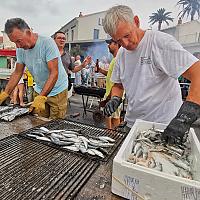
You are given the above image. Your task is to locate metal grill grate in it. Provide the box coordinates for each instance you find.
[0,135,99,200]
[74,85,106,98]
[20,119,126,162]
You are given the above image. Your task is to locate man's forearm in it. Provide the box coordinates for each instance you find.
[99,67,107,76]
[5,71,23,95]
[40,73,58,96]
[72,63,84,73]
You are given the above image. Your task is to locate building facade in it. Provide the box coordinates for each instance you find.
[55,11,111,61]
[58,11,108,43]
[0,49,16,79]
[1,31,16,49]
[161,20,200,55]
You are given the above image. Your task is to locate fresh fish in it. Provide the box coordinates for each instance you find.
[63,145,79,152]
[0,106,11,112]
[135,148,143,158]
[63,130,80,135]
[128,127,194,180]
[61,133,78,138]
[99,147,109,155]
[168,158,190,171]
[40,127,49,132]
[30,131,45,137]
[26,133,39,138]
[0,107,29,121]
[49,129,66,133]
[78,136,90,149]
[128,154,137,164]
[62,137,81,143]
[133,142,141,155]
[98,136,115,143]
[50,136,74,146]
[87,149,96,156]
[154,162,163,171]
[135,137,152,144]
[97,142,114,147]
[77,145,87,153]
[148,157,156,168]
[51,133,65,140]
[89,149,104,158]
[35,136,51,142]
[26,127,116,158]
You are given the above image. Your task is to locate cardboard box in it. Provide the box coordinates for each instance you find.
[112,119,200,200]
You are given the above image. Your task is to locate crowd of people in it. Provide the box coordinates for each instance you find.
[0,4,200,146]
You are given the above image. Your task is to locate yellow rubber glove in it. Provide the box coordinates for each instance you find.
[0,91,9,105]
[29,95,47,113]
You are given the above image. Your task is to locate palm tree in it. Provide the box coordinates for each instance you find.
[149,8,174,30]
[177,0,200,21]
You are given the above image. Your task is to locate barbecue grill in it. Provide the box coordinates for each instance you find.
[0,119,127,199]
[73,85,106,122]
[74,85,106,99]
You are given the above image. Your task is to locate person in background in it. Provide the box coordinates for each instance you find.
[25,67,34,103]
[103,5,200,145]
[74,55,82,85]
[0,18,68,119]
[11,63,25,107]
[98,38,122,129]
[54,31,91,89]
[69,56,76,85]
[81,65,87,85]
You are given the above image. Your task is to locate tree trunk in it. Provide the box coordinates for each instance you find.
[191,14,194,21]
[158,22,162,30]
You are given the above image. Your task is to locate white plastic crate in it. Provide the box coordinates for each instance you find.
[112,119,200,200]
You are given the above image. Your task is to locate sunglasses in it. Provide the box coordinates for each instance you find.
[56,37,66,40]
[108,39,117,45]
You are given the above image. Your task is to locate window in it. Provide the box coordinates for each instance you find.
[93,29,99,39]
[101,18,104,25]
[98,18,101,25]
[67,32,69,41]
[98,18,104,26]
[71,30,74,41]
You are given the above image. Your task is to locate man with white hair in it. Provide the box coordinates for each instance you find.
[103,5,200,145]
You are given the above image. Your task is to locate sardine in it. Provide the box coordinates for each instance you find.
[35,136,51,142]
[63,145,79,152]
[98,136,115,143]
[89,149,105,158]
[133,142,141,155]
[87,149,96,156]
[40,127,49,132]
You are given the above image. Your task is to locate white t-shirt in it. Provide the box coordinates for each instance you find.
[74,60,82,85]
[111,30,198,128]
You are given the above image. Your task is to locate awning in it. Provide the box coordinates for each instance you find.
[0,49,16,57]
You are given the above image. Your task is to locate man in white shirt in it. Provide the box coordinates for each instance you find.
[74,55,82,85]
[103,5,200,145]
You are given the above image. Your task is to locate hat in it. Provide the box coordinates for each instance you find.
[105,38,114,44]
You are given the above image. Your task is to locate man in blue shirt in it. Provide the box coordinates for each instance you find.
[0,18,68,119]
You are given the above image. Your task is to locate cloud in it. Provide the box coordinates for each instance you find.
[0,0,181,36]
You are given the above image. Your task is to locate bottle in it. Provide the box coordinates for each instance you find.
[95,59,99,73]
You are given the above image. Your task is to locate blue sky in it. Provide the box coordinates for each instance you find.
[0,0,193,36]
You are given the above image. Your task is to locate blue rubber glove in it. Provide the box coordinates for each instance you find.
[161,101,200,145]
[103,96,122,117]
